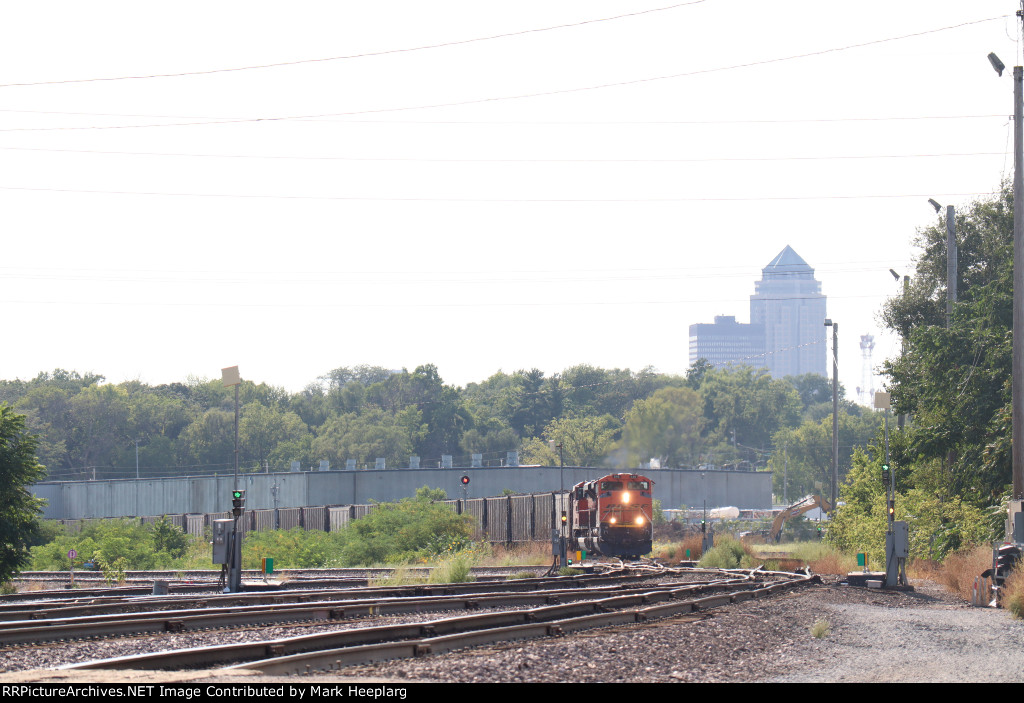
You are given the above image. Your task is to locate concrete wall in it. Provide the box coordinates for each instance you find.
[33,466,771,520]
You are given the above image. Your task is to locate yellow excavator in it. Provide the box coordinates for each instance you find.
[769,494,832,543]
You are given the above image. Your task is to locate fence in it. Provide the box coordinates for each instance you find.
[55,492,571,544]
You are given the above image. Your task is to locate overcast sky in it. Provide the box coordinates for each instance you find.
[1,1,1020,402]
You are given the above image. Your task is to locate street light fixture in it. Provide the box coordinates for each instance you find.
[989,52,1006,77]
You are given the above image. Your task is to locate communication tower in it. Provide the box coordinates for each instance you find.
[858,334,876,406]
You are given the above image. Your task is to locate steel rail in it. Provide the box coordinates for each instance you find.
[229,573,819,676]
[0,579,663,625]
[63,571,810,672]
[7,576,752,646]
[0,567,651,621]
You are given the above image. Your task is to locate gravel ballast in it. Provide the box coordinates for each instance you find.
[1,577,1021,684]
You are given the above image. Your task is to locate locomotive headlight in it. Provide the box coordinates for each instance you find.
[622,492,630,504]
[635,516,645,526]
[609,517,617,524]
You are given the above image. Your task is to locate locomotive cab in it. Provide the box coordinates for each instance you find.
[569,473,654,559]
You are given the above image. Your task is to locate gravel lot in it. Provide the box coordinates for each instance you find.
[2,576,1021,684]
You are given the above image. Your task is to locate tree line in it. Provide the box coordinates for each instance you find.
[0,361,878,500]
[828,182,1015,564]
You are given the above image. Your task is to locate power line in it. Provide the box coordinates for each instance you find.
[0,262,914,285]
[0,1,709,89]
[0,184,997,203]
[0,144,1003,164]
[0,107,1004,124]
[0,15,1006,132]
[0,292,891,310]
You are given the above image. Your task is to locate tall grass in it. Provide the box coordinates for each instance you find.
[480,542,552,567]
[789,542,856,575]
[371,565,424,587]
[429,552,475,583]
[653,534,704,563]
[1003,565,1024,618]
[937,545,993,602]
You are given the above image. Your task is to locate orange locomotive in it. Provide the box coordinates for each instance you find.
[569,473,655,559]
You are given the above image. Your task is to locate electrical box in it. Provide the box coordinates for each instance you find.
[1009,500,1024,544]
[212,519,233,564]
[892,520,909,558]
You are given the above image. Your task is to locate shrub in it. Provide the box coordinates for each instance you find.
[697,536,748,569]
[242,528,349,569]
[335,495,473,566]
[28,518,199,571]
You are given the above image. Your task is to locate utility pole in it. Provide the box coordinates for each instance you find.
[1015,61,1024,501]
[946,205,957,328]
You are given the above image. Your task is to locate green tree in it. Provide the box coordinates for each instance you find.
[769,412,882,501]
[239,402,310,470]
[521,414,621,466]
[828,450,989,563]
[880,183,1014,504]
[0,405,47,582]
[697,366,802,464]
[312,407,424,469]
[618,386,703,467]
[176,408,235,471]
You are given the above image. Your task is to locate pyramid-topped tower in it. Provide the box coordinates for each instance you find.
[688,246,827,378]
[750,245,827,378]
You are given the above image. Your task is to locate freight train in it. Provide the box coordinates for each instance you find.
[568,473,654,559]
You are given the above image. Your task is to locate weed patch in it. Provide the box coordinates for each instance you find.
[810,619,830,638]
[429,553,475,584]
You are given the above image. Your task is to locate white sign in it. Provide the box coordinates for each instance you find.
[221,366,241,387]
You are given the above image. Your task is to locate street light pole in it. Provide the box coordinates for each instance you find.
[557,442,564,494]
[824,319,839,509]
[994,47,1024,501]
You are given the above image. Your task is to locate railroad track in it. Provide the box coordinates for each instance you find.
[4,565,546,602]
[0,570,667,645]
[13,565,537,584]
[50,566,817,675]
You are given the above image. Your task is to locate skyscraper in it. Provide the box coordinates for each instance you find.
[689,246,827,378]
